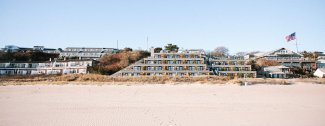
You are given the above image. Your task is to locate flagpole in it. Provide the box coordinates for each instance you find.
[295,36,298,53]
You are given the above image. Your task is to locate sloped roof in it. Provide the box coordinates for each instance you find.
[263,65,289,72]
[317,59,325,63]
[254,52,265,57]
[261,48,302,57]
[278,65,289,69]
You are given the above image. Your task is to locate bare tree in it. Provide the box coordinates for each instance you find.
[211,46,229,57]
[236,52,247,56]
[256,59,280,66]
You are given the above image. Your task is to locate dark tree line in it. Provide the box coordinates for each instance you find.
[0,51,59,62]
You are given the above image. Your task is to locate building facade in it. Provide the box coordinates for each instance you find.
[259,48,316,72]
[59,47,118,60]
[112,49,211,77]
[209,56,256,78]
[316,59,325,68]
[314,68,325,78]
[261,65,291,78]
[0,60,93,75]
[2,45,60,53]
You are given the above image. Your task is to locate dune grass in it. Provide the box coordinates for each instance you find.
[0,74,324,86]
[0,74,229,85]
[237,78,325,85]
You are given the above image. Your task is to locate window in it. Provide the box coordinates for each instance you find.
[133,66,140,71]
[280,50,288,54]
[168,66,174,71]
[147,66,152,70]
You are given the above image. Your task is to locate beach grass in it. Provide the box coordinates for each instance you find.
[0,74,324,85]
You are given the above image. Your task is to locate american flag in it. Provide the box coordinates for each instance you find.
[285,32,296,42]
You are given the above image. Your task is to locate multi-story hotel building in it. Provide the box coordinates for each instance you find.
[209,56,256,78]
[59,47,118,60]
[112,48,211,76]
[0,60,94,75]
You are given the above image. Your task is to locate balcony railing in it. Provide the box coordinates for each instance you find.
[218,71,256,74]
[145,57,203,60]
[119,70,211,73]
[132,64,207,66]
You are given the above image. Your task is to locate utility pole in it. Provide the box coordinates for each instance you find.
[295,38,299,53]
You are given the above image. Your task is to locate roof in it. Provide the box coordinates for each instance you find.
[254,52,265,57]
[0,59,94,63]
[263,65,289,72]
[317,59,325,63]
[277,65,289,69]
[66,47,117,50]
[318,56,325,60]
[270,72,286,74]
[60,51,113,53]
[43,48,57,51]
[261,48,302,57]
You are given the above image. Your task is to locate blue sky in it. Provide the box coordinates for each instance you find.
[0,0,324,54]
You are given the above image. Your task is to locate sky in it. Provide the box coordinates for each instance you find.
[0,0,324,54]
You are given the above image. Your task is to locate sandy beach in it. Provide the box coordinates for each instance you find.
[0,83,325,126]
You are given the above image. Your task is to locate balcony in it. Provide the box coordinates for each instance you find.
[133,64,207,66]
[218,71,256,74]
[211,65,251,67]
[119,70,211,73]
[145,57,203,60]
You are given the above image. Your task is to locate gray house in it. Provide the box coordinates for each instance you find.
[261,65,291,78]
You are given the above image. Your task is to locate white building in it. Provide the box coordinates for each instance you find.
[0,60,94,75]
[314,68,325,78]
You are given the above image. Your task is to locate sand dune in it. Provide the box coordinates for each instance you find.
[1,84,325,126]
